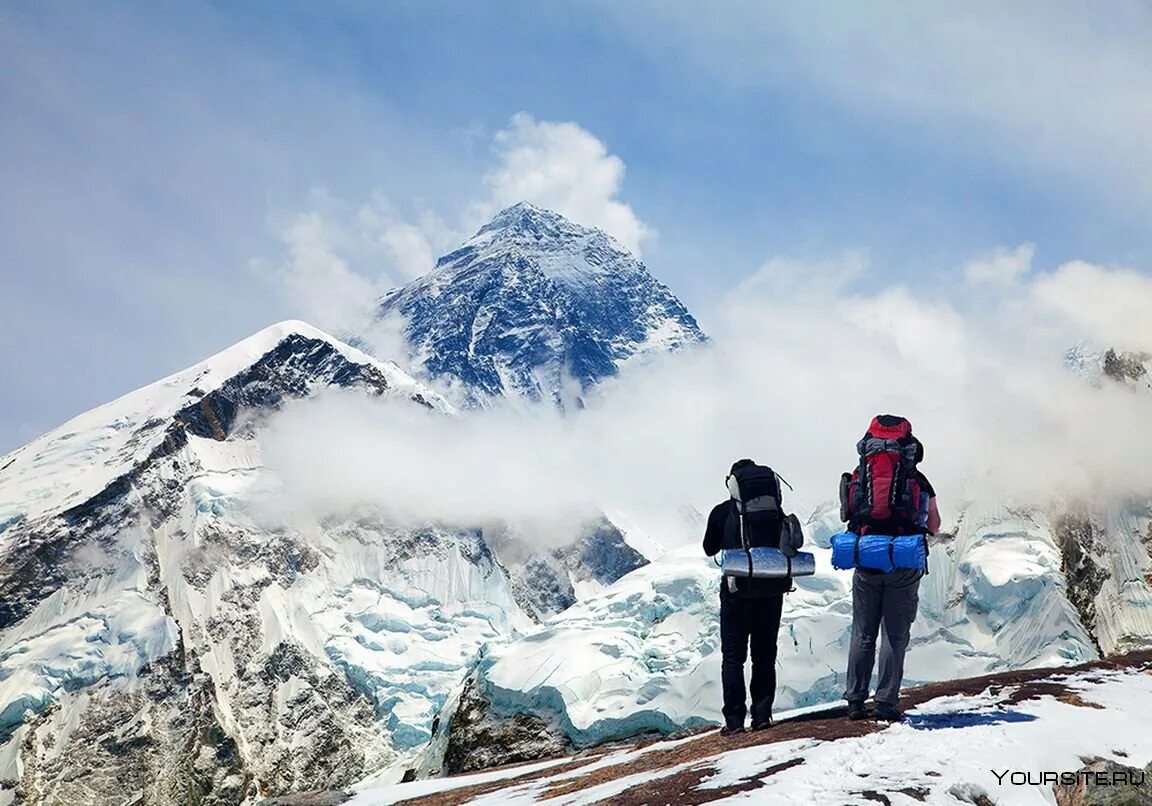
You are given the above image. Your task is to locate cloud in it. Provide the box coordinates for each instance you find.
[474,112,653,255]
[964,243,1035,287]
[1030,260,1152,353]
[260,248,1152,548]
[271,194,460,343]
[271,113,655,359]
[275,211,382,338]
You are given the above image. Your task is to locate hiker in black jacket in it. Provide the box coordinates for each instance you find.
[703,459,788,735]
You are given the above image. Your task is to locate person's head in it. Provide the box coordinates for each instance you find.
[913,437,924,464]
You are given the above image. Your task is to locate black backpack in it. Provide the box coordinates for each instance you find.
[722,464,793,597]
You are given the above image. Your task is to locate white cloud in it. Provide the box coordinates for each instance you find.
[1030,260,1152,353]
[276,211,381,339]
[964,243,1035,286]
[273,113,655,356]
[273,195,460,344]
[261,247,1152,547]
[474,112,653,255]
[351,201,457,281]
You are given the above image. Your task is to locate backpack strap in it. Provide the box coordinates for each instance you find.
[888,537,896,570]
[853,533,861,568]
[738,508,753,578]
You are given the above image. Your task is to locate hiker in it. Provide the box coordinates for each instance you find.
[703,459,789,735]
[839,415,940,722]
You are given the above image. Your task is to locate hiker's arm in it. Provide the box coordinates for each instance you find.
[702,504,725,556]
[926,497,942,535]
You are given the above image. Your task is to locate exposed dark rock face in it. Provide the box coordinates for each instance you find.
[484,517,649,621]
[1055,514,1110,654]
[13,651,250,805]
[174,334,432,444]
[1102,349,1151,385]
[442,679,572,775]
[1053,757,1152,806]
[554,517,648,586]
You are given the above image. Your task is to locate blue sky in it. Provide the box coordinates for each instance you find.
[3,1,1152,451]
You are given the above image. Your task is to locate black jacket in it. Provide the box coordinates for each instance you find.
[703,500,790,598]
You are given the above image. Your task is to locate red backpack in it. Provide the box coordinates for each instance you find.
[841,415,924,536]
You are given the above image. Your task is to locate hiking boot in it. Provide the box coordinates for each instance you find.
[719,724,745,737]
[873,703,905,722]
[751,717,774,731]
[847,701,869,721]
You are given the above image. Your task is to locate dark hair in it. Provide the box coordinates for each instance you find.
[730,458,756,475]
[913,438,924,463]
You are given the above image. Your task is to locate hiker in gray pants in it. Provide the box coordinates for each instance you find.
[845,567,923,720]
[839,414,942,722]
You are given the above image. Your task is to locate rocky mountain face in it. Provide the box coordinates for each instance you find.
[0,322,647,806]
[1065,344,1152,389]
[375,202,707,406]
[1050,347,1152,657]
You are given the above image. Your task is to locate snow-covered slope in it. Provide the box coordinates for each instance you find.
[374,202,706,406]
[0,321,448,543]
[356,651,1152,805]
[0,322,646,805]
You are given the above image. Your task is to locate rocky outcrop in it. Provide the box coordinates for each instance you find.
[1102,348,1151,385]
[1055,513,1110,655]
[1053,757,1152,806]
[442,679,572,775]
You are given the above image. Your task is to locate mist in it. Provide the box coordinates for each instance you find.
[259,250,1152,548]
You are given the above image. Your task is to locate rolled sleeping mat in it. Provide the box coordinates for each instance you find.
[830,532,927,573]
[722,547,816,578]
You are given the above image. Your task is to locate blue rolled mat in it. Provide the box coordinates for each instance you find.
[830,532,926,573]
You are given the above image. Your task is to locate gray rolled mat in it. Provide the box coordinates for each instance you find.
[721,547,816,578]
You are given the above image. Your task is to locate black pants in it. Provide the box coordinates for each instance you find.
[720,591,784,728]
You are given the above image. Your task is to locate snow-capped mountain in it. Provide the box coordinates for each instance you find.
[375,202,707,406]
[0,321,646,805]
[1065,344,1152,389]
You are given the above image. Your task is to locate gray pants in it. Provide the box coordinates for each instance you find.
[845,568,922,706]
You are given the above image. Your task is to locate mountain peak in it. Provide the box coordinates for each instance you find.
[485,200,562,226]
[444,202,611,270]
[377,204,705,405]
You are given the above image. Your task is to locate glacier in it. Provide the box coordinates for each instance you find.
[451,498,1134,757]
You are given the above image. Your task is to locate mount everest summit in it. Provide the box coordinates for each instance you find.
[376,202,706,406]
[0,204,1150,805]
